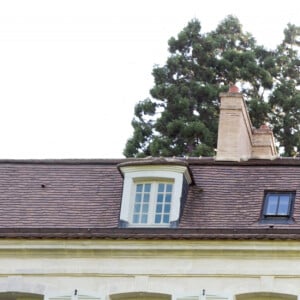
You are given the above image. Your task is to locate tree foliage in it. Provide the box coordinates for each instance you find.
[269,24,300,156]
[124,16,300,157]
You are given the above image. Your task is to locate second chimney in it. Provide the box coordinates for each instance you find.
[216,85,277,161]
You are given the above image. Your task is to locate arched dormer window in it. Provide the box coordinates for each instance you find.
[118,158,193,228]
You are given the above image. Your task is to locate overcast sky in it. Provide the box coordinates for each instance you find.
[0,0,299,159]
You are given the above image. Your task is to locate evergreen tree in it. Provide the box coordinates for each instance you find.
[124,16,299,157]
[269,24,300,156]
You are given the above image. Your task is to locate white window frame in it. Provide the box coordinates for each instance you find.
[130,180,174,226]
[119,164,192,227]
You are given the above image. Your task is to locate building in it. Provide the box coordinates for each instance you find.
[1,88,300,300]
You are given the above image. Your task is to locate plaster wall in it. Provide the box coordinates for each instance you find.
[0,239,299,300]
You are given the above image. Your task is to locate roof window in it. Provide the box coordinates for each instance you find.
[261,191,295,223]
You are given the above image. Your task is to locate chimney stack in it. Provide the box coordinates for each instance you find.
[216,85,277,161]
[252,124,277,159]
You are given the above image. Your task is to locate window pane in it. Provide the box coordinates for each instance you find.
[156,204,162,213]
[165,194,172,203]
[143,193,150,202]
[157,194,163,203]
[142,204,149,213]
[141,214,148,223]
[166,184,173,193]
[163,214,170,223]
[144,184,151,193]
[133,215,139,223]
[134,204,141,213]
[136,184,143,193]
[155,215,161,224]
[266,195,278,215]
[135,194,142,202]
[164,204,171,213]
[158,183,165,193]
[278,195,290,215]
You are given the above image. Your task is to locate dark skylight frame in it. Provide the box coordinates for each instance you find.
[261,191,296,223]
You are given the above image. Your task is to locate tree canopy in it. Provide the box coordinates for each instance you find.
[124,16,300,158]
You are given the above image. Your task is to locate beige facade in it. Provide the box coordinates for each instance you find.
[0,239,300,300]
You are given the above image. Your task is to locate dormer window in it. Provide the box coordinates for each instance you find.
[261,191,295,223]
[118,159,193,228]
[132,181,173,225]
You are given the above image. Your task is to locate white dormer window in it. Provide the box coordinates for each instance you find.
[118,159,193,228]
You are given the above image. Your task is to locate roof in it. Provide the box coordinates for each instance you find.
[1,157,300,239]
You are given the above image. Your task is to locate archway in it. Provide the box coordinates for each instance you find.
[0,292,43,300]
[236,292,297,300]
[110,292,171,300]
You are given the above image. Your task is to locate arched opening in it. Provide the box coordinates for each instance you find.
[110,292,171,300]
[0,292,43,300]
[236,292,297,300]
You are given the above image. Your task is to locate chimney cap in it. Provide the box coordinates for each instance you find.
[260,124,270,130]
[229,84,239,93]
[257,124,272,132]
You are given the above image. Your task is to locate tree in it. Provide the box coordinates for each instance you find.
[269,24,300,156]
[124,16,300,158]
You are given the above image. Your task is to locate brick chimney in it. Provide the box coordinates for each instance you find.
[216,85,277,161]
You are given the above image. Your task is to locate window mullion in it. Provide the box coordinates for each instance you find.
[275,195,280,215]
[149,182,157,224]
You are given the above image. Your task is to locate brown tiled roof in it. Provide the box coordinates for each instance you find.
[0,157,300,239]
[0,159,124,228]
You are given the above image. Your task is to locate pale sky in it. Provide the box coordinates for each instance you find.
[0,0,299,159]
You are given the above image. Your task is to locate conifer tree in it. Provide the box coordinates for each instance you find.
[269,24,300,156]
[124,16,300,157]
